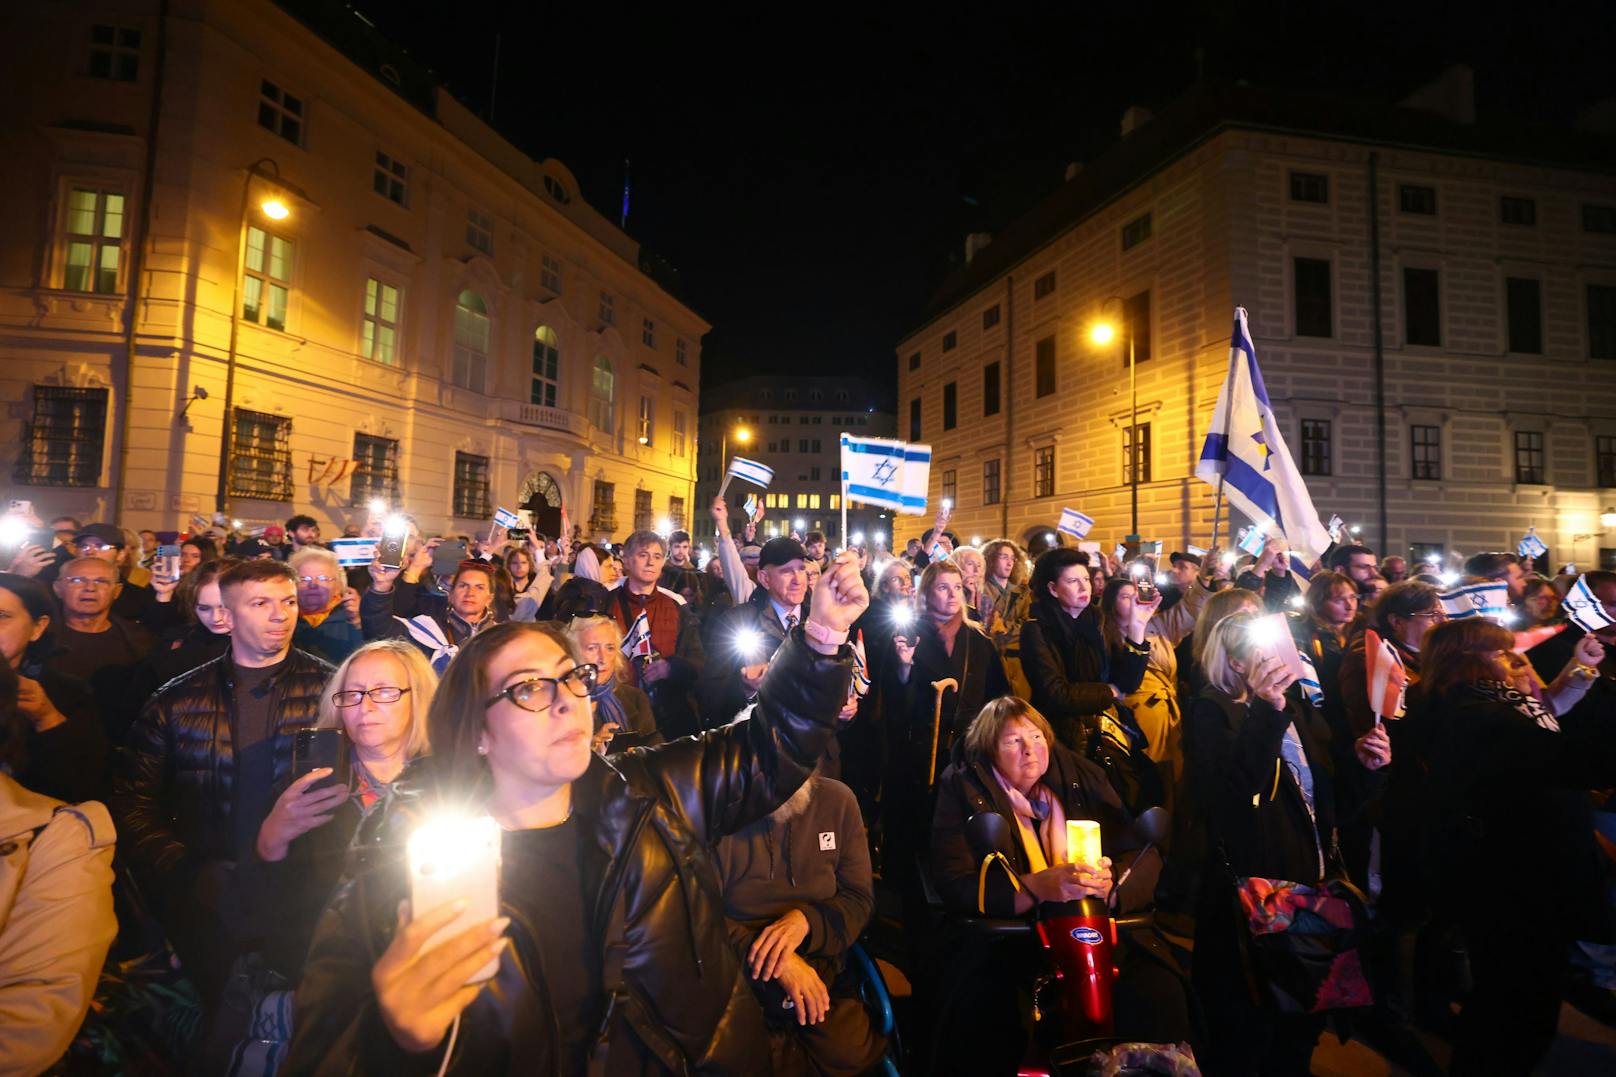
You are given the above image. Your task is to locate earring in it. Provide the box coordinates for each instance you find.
[477,743,488,755]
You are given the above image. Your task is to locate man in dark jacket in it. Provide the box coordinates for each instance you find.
[699,536,810,727]
[111,558,333,1012]
[610,529,706,738]
[47,555,155,745]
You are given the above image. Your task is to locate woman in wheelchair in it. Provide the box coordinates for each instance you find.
[929,697,1192,1068]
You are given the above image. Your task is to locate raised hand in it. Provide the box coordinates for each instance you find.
[807,552,869,637]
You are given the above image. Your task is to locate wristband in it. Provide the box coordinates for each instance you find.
[803,619,849,647]
[1573,663,1600,681]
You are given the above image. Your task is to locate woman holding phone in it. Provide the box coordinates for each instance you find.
[284,555,867,1074]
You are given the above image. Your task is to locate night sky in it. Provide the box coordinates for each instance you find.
[359,1,1615,393]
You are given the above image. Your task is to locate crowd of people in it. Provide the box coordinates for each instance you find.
[0,497,1613,1076]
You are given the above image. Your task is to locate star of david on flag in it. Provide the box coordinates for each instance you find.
[840,435,932,515]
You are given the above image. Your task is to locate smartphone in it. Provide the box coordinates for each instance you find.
[408,816,502,984]
[291,727,350,790]
[155,544,183,580]
[431,539,470,578]
[6,499,31,516]
[508,527,530,541]
[377,533,406,569]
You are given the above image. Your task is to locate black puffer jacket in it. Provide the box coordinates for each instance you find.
[110,648,332,913]
[283,632,852,1077]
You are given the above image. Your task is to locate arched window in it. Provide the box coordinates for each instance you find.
[589,355,615,433]
[532,325,559,407]
[452,289,489,393]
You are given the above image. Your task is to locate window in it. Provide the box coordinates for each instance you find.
[1514,431,1545,484]
[1399,185,1437,215]
[942,382,957,430]
[453,452,491,518]
[465,208,493,254]
[1124,289,1153,363]
[1121,212,1153,250]
[13,386,107,487]
[811,439,821,453]
[983,361,1001,416]
[669,496,686,529]
[983,304,1001,330]
[982,458,1001,504]
[1034,271,1056,299]
[676,338,687,366]
[1411,425,1441,480]
[61,187,125,294]
[598,291,616,326]
[589,357,615,432]
[1300,419,1331,477]
[637,395,654,445]
[798,439,809,453]
[810,466,821,481]
[542,175,570,204]
[634,489,653,531]
[1506,277,1542,354]
[540,254,562,293]
[1124,423,1151,484]
[941,330,957,352]
[361,278,399,364]
[1584,205,1616,235]
[1289,172,1328,204]
[942,469,957,504]
[258,79,304,145]
[243,225,292,331]
[909,398,921,440]
[908,352,920,371]
[1603,548,1616,572]
[642,318,656,347]
[372,152,407,205]
[829,495,841,510]
[1598,436,1616,488]
[530,326,559,407]
[1590,284,1616,359]
[451,290,489,393]
[1294,257,1332,337]
[228,409,292,501]
[350,433,400,506]
[1404,267,1440,347]
[809,389,823,402]
[88,25,140,81]
[1500,196,1536,226]
[1035,336,1056,397]
[672,411,687,457]
[1034,446,1055,498]
[590,480,616,532]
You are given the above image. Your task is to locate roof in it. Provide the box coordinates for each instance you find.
[905,81,1616,341]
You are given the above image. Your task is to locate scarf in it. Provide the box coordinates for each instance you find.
[591,678,629,738]
[396,614,458,674]
[1470,679,1559,732]
[991,765,1069,872]
[933,610,965,657]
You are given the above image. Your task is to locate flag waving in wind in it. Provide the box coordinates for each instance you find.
[1197,308,1332,566]
[726,457,774,489]
[621,610,654,661]
[841,435,932,515]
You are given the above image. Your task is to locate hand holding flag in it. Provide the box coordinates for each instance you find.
[1565,575,1616,634]
[1364,629,1407,724]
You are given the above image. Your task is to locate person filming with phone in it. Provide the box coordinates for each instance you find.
[283,553,869,1074]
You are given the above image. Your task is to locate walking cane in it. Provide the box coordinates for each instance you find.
[928,678,959,789]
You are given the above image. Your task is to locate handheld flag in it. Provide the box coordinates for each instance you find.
[726,457,774,489]
[1565,575,1616,634]
[1187,544,1208,557]
[850,630,870,701]
[1196,308,1332,565]
[1439,581,1511,625]
[1514,621,1569,654]
[1057,508,1094,539]
[1326,514,1345,544]
[1237,525,1267,556]
[1364,629,1407,723]
[558,504,571,541]
[621,611,654,661]
[1112,543,1127,561]
[743,494,763,522]
[1139,540,1164,556]
[1288,553,1316,581]
[841,435,932,515]
[493,506,520,529]
[1517,528,1548,561]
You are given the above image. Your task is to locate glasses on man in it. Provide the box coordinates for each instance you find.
[332,686,410,707]
[484,664,598,712]
[61,575,116,588]
[1409,609,1448,622]
[298,575,339,586]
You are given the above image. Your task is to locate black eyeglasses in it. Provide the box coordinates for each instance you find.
[484,664,598,712]
[332,686,410,707]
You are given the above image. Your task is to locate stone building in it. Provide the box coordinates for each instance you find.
[897,71,1616,568]
[0,0,704,539]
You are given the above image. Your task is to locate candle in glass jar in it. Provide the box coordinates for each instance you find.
[1066,819,1103,867]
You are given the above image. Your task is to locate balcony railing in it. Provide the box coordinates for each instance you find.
[500,400,586,436]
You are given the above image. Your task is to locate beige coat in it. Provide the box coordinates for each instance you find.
[1118,580,1214,808]
[0,773,117,1077]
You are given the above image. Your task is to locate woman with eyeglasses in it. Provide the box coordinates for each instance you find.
[289,547,364,665]
[566,614,661,753]
[284,556,867,1075]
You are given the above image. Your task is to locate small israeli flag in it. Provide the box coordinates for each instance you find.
[841,435,931,515]
[1565,575,1616,634]
[743,494,762,521]
[1057,508,1094,539]
[621,610,654,660]
[1326,514,1345,543]
[493,506,520,529]
[1440,581,1511,625]
[1139,540,1164,556]
[727,457,774,489]
[1517,528,1548,560]
[1237,525,1267,556]
[1187,544,1208,556]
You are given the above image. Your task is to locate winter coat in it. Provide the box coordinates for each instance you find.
[1019,599,1149,752]
[282,633,852,1077]
[15,666,108,806]
[698,589,802,728]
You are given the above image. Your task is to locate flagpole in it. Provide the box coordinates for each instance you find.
[839,435,849,552]
[1206,311,1242,555]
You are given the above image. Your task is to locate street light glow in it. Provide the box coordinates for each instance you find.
[734,426,752,444]
[260,197,291,220]
[1090,321,1116,346]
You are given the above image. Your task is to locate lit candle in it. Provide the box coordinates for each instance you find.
[1066,819,1102,867]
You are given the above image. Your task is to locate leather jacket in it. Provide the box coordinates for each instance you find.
[283,632,853,1077]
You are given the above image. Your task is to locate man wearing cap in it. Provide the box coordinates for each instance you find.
[699,535,812,726]
[608,529,706,738]
[70,523,167,628]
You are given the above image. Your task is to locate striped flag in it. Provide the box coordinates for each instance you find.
[620,610,654,661]
[1440,581,1511,624]
[850,630,870,701]
[1517,528,1548,560]
[841,435,932,515]
[727,457,774,489]
[1196,308,1332,565]
[493,506,520,529]
[1364,629,1407,723]
[1057,508,1094,539]
[1288,553,1315,580]
[1564,575,1616,634]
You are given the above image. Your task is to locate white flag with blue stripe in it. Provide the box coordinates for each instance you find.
[1440,581,1511,625]
[840,435,931,515]
[1517,528,1548,560]
[1057,508,1093,539]
[1196,308,1332,566]
[1564,575,1616,634]
[726,456,774,489]
[493,506,520,529]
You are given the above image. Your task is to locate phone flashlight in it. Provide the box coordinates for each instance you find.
[1220,551,1238,567]
[851,532,865,545]
[0,515,29,548]
[941,498,953,511]
[1288,594,1307,610]
[734,627,765,662]
[383,514,410,537]
[891,604,916,628]
[1154,572,1170,587]
[1245,617,1285,650]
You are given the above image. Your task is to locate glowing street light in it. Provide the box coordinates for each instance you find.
[1602,507,1616,528]
[260,197,291,220]
[1089,321,1116,346]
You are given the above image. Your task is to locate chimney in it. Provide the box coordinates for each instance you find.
[1064,161,1084,182]
[1120,105,1154,138]
[1399,64,1476,125]
[964,232,992,264]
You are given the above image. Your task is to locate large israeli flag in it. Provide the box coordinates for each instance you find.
[841,435,931,515]
[1196,308,1332,566]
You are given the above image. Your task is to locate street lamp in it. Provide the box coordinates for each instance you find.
[1602,508,1616,528]
[215,158,294,514]
[719,423,752,483]
[1090,297,1138,538]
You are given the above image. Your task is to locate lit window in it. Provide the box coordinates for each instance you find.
[258,79,304,145]
[531,326,559,407]
[672,411,687,457]
[638,395,654,445]
[61,187,125,294]
[373,152,408,205]
[361,278,399,364]
[451,290,489,393]
[589,356,615,433]
[243,225,293,331]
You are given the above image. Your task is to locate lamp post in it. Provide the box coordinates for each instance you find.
[214,158,291,514]
[719,423,752,484]
[1090,297,1137,539]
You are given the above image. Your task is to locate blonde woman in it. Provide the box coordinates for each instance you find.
[980,539,1032,695]
[951,546,986,622]
[567,614,662,753]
